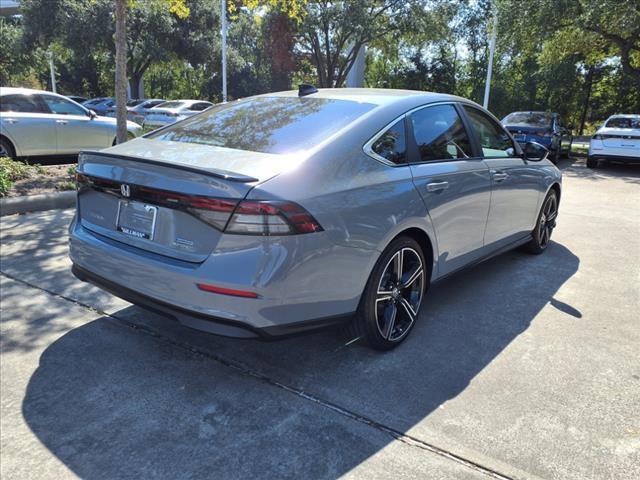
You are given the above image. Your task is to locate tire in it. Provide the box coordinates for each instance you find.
[351,236,428,350]
[586,156,598,168]
[0,137,16,159]
[524,190,558,255]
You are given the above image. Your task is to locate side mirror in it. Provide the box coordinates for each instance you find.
[523,141,549,162]
[88,109,97,119]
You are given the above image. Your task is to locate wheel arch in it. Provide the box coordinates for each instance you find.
[549,182,561,205]
[0,133,17,157]
[387,227,435,282]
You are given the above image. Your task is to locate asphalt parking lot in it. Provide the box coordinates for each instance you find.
[1,158,639,480]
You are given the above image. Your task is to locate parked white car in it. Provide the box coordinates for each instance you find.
[142,100,213,132]
[0,88,142,158]
[588,114,640,168]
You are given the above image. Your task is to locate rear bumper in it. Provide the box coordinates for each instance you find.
[588,153,640,163]
[71,264,352,339]
[69,219,372,338]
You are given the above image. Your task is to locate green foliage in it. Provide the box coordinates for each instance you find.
[0,157,38,197]
[6,0,636,131]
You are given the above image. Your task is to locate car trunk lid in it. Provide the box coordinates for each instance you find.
[76,140,292,263]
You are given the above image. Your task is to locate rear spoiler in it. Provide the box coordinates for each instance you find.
[80,150,259,183]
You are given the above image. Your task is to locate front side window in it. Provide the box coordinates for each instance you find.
[41,95,87,116]
[371,119,407,164]
[0,94,47,113]
[410,104,472,162]
[150,96,376,155]
[464,106,515,158]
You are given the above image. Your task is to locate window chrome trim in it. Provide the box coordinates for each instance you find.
[363,114,409,166]
[363,101,470,167]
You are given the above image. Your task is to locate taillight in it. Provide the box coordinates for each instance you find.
[75,173,322,235]
[226,200,323,236]
[136,186,237,231]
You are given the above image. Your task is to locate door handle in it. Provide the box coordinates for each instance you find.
[426,181,449,192]
[491,170,508,182]
[56,120,68,125]
[4,119,18,124]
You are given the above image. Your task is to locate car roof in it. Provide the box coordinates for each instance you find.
[262,88,466,107]
[0,87,89,105]
[505,111,557,116]
[607,114,639,119]
[0,87,53,96]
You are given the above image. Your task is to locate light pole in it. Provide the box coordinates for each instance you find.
[483,13,498,109]
[47,50,57,93]
[220,0,227,102]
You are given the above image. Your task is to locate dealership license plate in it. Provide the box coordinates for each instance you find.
[116,201,157,240]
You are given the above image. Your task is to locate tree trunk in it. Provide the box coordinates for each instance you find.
[266,13,295,91]
[128,74,143,100]
[115,0,128,144]
[579,66,595,136]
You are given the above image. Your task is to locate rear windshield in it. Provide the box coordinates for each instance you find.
[605,117,640,129]
[503,112,553,128]
[148,96,377,154]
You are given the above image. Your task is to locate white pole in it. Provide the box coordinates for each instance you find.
[220,0,227,102]
[483,13,498,109]
[47,51,57,93]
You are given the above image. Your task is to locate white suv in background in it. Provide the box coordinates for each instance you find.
[588,114,640,168]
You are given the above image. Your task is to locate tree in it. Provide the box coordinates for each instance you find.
[297,1,428,87]
[115,0,127,143]
[21,0,192,99]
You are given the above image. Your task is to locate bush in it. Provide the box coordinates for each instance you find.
[0,157,39,197]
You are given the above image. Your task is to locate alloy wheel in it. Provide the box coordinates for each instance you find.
[537,194,558,248]
[375,247,425,342]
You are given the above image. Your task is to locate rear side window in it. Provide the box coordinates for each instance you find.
[410,104,473,162]
[1,94,48,113]
[370,119,407,164]
[150,97,376,155]
[464,106,516,158]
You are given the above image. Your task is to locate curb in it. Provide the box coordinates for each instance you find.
[0,191,76,216]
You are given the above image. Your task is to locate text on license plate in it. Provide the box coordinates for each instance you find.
[116,201,157,240]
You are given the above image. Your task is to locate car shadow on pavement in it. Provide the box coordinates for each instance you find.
[559,157,640,184]
[22,242,580,479]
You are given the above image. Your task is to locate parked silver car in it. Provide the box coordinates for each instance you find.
[142,99,213,131]
[0,88,142,158]
[105,98,166,125]
[70,88,561,350]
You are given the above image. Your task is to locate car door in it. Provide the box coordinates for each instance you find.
[408,103,492,277]
[462,105,543,249]
[40,95,111,154]
[0,94,57,156]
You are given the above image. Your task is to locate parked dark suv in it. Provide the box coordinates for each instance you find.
[502,111,572,163]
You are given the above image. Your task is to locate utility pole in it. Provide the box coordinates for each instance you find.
[221,0,227,102]
[483,13,498,109]
[47,51,56,93]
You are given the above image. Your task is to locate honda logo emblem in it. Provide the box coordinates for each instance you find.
[120,184,131,197]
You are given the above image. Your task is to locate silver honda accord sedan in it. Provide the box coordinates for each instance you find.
[69,87,561,350]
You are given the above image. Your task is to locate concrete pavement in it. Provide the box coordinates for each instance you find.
[1,158,639,479]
